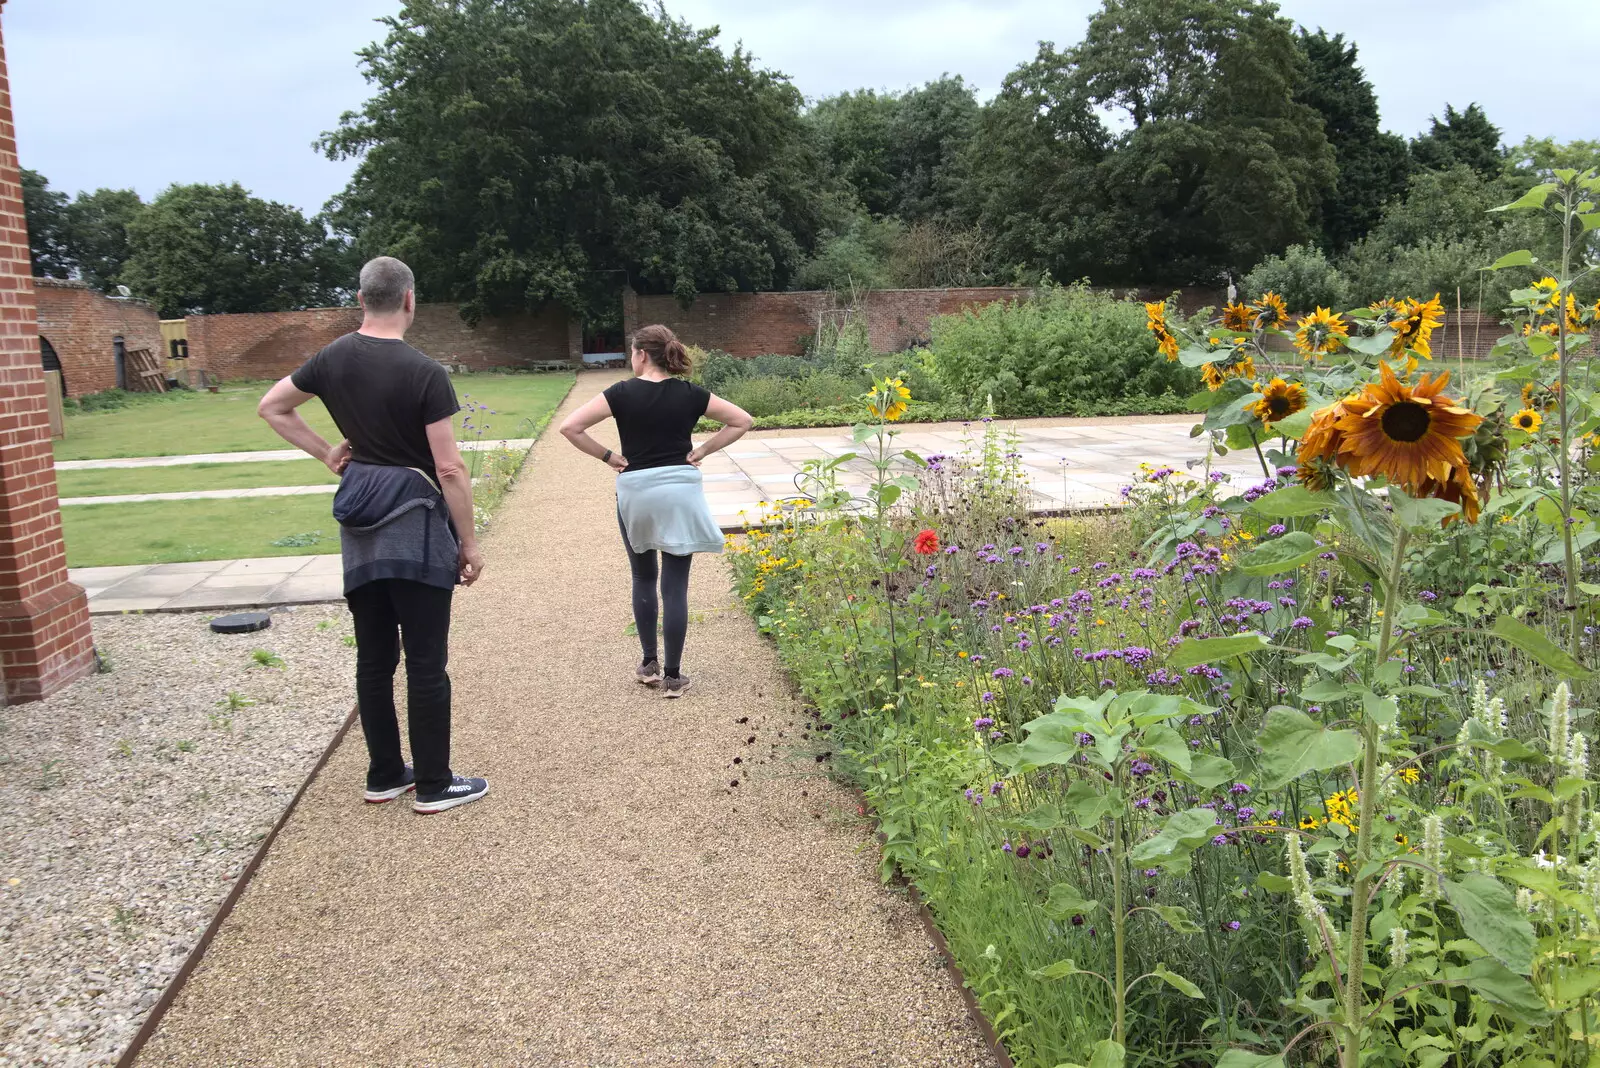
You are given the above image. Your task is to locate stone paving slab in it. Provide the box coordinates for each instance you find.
[59,484,339,506]
[71,556,343,615]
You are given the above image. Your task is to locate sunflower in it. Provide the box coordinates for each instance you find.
[1416,467,1482,526]
[1298,399,1352,471]
[1221,301,1254,332]
[1531,276,1561,314]
[1145,301,1180,361]
[1512,407,1543,434]
[1335,363,1483,492]
[1521,382,1537,407]
[1252,291,1290,329]
[1201,362,1227,391]
[1368,298,1403,326]
[1249,378,1308,428]
[1201,354,1254,392]
[867,377,911,421]
[1388,295,1445,360]
[1565,293,1585,335]
[1293,307,1349,358]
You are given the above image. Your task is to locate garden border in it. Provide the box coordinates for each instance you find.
[112,702,361,1068]
[903,879,1017,1068]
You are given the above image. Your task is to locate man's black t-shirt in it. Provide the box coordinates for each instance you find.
[602,377,712,471]
[290,333,459,481]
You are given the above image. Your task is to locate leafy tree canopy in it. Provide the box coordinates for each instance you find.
[22,169,73,279]
[1074,0,1336,282]
[323,0,831,321]
[66,188,145,293]
[1293,30,1409,251]
[1506,136,1600,181]
[121,183,352,319]
[1411,102,1503,178]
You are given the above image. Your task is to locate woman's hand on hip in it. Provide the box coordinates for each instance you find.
[607,452,630,472]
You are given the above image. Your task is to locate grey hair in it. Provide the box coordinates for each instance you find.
[358,256,415,314]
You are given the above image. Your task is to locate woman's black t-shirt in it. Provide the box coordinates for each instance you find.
[602,377,712,471]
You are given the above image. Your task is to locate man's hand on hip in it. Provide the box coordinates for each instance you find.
[325,439,352,475]
[459,543,485,586]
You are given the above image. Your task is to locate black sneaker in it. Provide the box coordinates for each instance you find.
[636,659,663,686]
[364,766,416,804]
[662,673,692,699]
[413,775,490,814]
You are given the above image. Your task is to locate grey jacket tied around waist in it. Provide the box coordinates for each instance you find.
[616,465,724,556]
[334,461,459,595]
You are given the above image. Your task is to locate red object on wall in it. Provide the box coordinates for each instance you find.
[34,279,162,397]
[0,2,96,702]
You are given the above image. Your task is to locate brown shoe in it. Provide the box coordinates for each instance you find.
[662,673,692,698]
[636,659,663,687]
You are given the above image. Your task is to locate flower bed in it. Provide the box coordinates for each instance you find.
[727,175,1600,1068]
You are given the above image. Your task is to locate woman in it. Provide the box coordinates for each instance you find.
[559,325,753,697]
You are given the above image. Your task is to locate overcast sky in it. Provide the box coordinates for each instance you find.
[10,0,1597,215]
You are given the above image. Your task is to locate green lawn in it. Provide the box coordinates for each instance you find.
[57,460,339,498]
[60,372,575,565]
[63,496,342,567]
[55,372,575,461]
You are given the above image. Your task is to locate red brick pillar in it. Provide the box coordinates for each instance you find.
[0,2,95,702]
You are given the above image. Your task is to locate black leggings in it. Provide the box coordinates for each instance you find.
[618,512,693,677]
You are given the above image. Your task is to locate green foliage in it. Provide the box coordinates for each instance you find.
[807,75,980,223]
[927,284,1199,417]
[793,215,900,291]
[1293,31,1410,251]
[1411,102,1505,178]
[1242,243,1351,311]
[122,183,352,318]
[323,0,829,321]
[65,188,145,293]
[21,168,72,278]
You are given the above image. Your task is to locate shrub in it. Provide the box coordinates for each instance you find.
[927,283,1199,418]
[1242,242,1351,311]
[719,374,805,418]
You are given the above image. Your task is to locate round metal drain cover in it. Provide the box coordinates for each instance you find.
[210,611,272,634]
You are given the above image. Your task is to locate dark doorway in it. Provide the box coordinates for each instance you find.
[39,336,67,396]
[113,336,127,390]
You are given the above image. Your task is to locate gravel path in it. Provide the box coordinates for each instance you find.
[0,606,357,1066]
[136,370,990,1067]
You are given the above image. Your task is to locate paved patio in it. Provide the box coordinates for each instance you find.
[70,556,344,615]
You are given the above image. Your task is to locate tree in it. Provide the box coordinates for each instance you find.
[808,90,901,219]
[65,188,144,293]
[888,76,980,222]
[1073,0,1336,282]
[958,44,1110,283]
[1410,103,1503,178]
[21,168,72,278]
[122,183,352,318]
[1294,30,1409,251]
[1506,136,1600,181]
[323,0,830,321]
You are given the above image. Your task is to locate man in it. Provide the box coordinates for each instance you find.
[259,256,489,814]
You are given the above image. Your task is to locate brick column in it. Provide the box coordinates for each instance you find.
[0,2,95,702]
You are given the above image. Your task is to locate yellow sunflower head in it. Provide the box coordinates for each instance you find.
[1249,378,1309,429]
[1145,301,1180,360]
[1221,301,1254,332]
[1521,381,1536,407]
[1512,407,1543,434]
[1252,291,1289,329]
[1388,295,1445,361]
[1293,306,1349,359]
[1565,293,1584,335]
[1334,363,1483,493]
[1531,276,1561,314]
[866,377,910,421]
[1201,362,1227,391]
[1368,298,1403,326]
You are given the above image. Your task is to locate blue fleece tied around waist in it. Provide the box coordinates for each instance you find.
[335,462,459,594]
[616,466,724,556]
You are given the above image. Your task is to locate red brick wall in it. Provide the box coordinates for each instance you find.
[0,4,95,702]
[624,285,1225,356]
[186,303,578,381]
[34,278,163,397]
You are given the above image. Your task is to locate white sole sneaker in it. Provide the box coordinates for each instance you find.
[363,783,416,804]
[413,778,490,814]
[662,677,692,699]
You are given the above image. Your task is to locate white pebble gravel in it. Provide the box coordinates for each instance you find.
[0,605,356,1066]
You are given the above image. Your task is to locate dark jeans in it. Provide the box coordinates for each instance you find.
[618,512,693,677]
[347,579,454,794]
